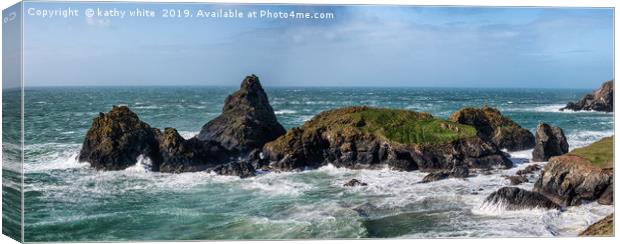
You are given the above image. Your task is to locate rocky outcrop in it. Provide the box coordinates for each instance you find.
[484,187,561,210]
[196,74,286,155]
[579,214,614,236]
[344,179,368,187]
[78,106,161,170]
[562,80,613,112]
[260,107,513,172]
[531,122,569,162]
[79,75,288,177]
[448,107,535,151]
[533,155,613,206]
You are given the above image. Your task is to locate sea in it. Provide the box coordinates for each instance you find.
[2,87,614,241]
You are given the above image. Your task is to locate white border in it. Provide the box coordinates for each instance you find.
[1,1,618,244]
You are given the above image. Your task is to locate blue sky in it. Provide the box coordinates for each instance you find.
[22,2,613,88]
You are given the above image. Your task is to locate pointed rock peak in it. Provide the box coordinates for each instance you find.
[239,74,263,92]
[222,74,272,114]
[197,74,286,153]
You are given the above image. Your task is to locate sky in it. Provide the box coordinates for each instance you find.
[21,2,614,88]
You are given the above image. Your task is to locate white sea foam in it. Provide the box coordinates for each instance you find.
[274,109,297,115]
[502,104,613,114]
[566,130,613,149]
[178,131,198,139]
[23,143,86,172]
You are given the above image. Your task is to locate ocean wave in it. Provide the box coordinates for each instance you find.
[502,104,613,114]
[23,143,87,172]
[566,130,614,149]
[274,109,297,115]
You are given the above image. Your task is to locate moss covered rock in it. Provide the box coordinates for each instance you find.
[569,136,613,168]
[260,106,512,171]
[449,106,535,151]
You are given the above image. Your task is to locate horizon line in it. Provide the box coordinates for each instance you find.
[12,84,602,90]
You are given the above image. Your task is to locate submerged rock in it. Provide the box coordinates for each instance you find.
[448,106,535,151]
[343,179,368,187]
[579,214,614,236]
[261,106,512,172]
[533,155,612,206]
[503,175,528,185]
[531,122,568,162]
[561,80,613,112]
[420,165,469,183]
[516,164,541,175]
[78,106,161,170]
[420,171,451,183]
[196,75,286,155]
[207,161,256,178]
[484,187,560,210]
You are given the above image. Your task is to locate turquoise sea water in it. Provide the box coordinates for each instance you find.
[3,87,614,241]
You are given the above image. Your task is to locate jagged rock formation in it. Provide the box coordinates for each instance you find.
[484,187,561,210]
[78,106,161,170]
[79,75,286,177]
[259,106,513,172]
[531,122,569,162]
[533,155,613,206]
[448,107,535,151]
[561,80,613,112]
[196,74,286,154]
[157,128,231,173]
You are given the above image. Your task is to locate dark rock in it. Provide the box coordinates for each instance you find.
[196,75,286,155]
[533,155,613,206]
[157,128,232,173]
[597,178,613,205]
[420,165,469,183]
[532,122,569,162]
[516,164,541,175]
[262,107,512,172]
[420,171,451,183]
[208,161,256,178]
[562,80,613,112]
[503,175,528,185]
[450,165,470,178]
[448,106,535,151]
[484,187,561,210]
[78,106,161,170]
[343,179,368,187]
